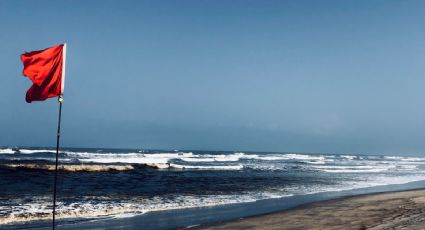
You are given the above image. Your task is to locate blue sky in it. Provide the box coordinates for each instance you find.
[1,0,425,154]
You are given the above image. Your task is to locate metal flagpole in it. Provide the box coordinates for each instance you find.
[52,43,66,229]
[52,95,63,229]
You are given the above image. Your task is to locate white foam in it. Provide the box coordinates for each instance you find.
[321,168,388,173]
[79,154,244,170]
[180,158,216,162]
[0,199,147,225]
[316,164,395,173]
[57,151,333,168]
[0,149,57,154]
[71,152,242,166]
[235,152,326,161]
[71,152,195,165]
[304,160,326,164]
[347,174,425,188]
[313,165,374,169]
[281,153,326,161]
[340,155,356,160]
[243,162,291,171]
[2,164,134,171]
[79,157,169,164]
[385,156,425,162]
[142,152,195,158]
[395,164,418,170]
[169,164,243,170]
[0,191,288,225]
[180,154,240,162]
[110,213,140,219]
[210,155,240,162]
[17,149,56,154]
[0,148,14,154]
[74,152,189,164]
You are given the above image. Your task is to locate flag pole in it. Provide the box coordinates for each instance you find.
[52,95,63,229]
[52,43,66,229]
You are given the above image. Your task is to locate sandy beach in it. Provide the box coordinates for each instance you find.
[194,189,425,230]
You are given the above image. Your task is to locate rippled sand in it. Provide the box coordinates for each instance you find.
[195,189,425,230]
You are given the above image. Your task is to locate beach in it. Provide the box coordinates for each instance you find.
[194,189,425,230]
[2,148,425,229]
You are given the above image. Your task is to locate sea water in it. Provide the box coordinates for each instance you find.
[1,147,425,228]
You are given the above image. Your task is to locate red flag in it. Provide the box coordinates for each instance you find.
[21,44,66,103]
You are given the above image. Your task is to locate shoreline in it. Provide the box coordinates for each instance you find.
[192,188,425,230]
[4,181,425,229]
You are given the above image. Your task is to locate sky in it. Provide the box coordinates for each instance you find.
[1,0,425,154]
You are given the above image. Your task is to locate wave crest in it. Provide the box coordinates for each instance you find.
[2,164,134,172]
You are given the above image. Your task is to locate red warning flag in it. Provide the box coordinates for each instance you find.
[21,44,66,103]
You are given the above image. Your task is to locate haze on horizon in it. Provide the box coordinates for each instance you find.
[1,0,425,155]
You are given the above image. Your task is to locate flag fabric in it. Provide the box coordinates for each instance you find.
[21,44,65,103]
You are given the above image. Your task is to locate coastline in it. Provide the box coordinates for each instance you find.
[6,179,425,230]
[193,189,425,230]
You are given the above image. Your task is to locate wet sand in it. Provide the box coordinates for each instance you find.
[194,189,425,230]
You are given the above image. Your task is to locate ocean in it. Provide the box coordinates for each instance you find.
[1,147,425,229]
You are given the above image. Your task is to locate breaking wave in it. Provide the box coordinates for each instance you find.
[0,192,287,225]
[0,148,14,154]
[1,164,134,172]
[0,149,56,154]
[169,164,243,170]
[18,149,56,154]
[385,156,425,162]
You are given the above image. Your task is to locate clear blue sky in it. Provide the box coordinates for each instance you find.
[1,0,425,154]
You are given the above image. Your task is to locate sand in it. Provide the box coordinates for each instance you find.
[194,189,425,230]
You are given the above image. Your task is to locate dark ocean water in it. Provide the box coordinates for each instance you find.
[1,147,425,228]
